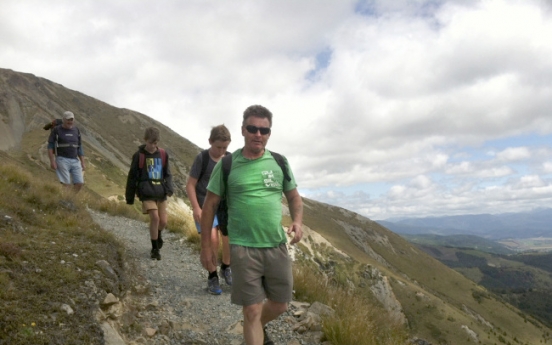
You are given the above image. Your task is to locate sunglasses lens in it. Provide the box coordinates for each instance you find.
[246,125,271,135]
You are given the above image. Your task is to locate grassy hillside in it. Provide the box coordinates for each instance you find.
[301,199,550,345]
[415,241,552,329]
[0,156,125,344]
[2,68,552,344]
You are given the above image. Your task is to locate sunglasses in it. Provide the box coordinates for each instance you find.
[245,125,271,135]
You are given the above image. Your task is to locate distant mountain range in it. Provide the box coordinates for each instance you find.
[377,208,552,240]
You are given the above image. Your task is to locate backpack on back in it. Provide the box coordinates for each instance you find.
[43,118,63,131]
[138,148,167,170]
[135,148,168,200]
[195,150,230,230]
[196,149,230,183]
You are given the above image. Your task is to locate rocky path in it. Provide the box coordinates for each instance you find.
[89,210,324,345]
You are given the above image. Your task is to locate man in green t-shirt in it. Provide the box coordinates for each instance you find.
[200,105,303,345]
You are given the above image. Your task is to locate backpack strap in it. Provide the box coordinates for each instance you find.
[269,151,292,182]
[221,152,233,186]
[139,148,166,169]
[196,149,211,183]
[220,150,291,189]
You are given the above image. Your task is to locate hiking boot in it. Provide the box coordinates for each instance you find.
[157,236,163,249]
[263,327,274,345]
[207,276,222,295]
[150,248,161,260]
[221,266,232,285]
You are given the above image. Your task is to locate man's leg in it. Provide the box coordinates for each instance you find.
[243,300,286,345]
[210,226,220,263]
[55,156,72,188]
[220,232,232,285]
[261,300,288,326]
[243,302,264,345]
[157,200,168,248]
[73,183,83,192]
[221,232,230,266]
[69,158,84,193]
[148,209,160,240]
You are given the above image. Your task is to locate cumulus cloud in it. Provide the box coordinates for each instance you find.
[2,0,552,219]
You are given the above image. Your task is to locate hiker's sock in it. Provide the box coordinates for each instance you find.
[221,263,230,271]
[157,231,163,249]
[208,270,218,279]
[151,239,158,250]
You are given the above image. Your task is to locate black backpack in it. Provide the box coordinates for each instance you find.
[133,148,169,200]
[43,118,63,131]
[196,150,230,230]
[216,150,291,232]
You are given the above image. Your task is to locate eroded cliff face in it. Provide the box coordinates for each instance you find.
[0,70,47,150]
[364,266,406,324]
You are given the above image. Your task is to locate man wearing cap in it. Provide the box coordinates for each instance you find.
[48,111,85,192]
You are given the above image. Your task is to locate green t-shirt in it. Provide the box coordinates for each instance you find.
[207,149,298,248]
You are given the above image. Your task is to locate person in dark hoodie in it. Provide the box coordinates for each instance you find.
[126,127,174,260]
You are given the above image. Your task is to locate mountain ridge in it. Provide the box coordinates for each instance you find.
[378,207,552,240]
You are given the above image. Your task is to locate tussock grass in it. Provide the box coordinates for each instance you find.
[0,163,129,345]
[89,197,147,221]
[87,194,195,240]
[293,264,409,345]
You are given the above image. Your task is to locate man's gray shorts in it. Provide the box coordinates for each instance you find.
[230,244,293,306]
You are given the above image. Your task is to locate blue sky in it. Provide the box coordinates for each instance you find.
[2,0,552,220]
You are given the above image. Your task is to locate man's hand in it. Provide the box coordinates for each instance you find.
[284,188,303,245]
[200,247,217,270]
[193,207,202,223]
[287,222,303,245]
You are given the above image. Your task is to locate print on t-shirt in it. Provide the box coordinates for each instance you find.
[262,170,281,188]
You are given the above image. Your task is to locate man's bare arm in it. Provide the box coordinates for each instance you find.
[284,188,303,244]
[199,191,221,269]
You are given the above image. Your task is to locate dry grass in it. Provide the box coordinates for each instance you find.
[87,193,196,243]
[293,264,409,345]
[0,163,129,344]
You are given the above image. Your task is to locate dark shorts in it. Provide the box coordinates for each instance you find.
[230,244,293,306]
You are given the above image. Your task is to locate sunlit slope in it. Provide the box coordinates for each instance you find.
[301,198,548,344]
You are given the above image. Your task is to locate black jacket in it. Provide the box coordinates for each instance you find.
[125,145,174,204]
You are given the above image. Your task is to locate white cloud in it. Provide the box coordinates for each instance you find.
[2,0,552,220]
[495,147,531,161]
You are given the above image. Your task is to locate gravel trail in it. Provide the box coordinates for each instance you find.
[89,209,321,345]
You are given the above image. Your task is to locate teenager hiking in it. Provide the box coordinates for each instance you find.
[47,111,85,193]
[200,105,303,345]
[186,125,232,295]
[125,127,174,260]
